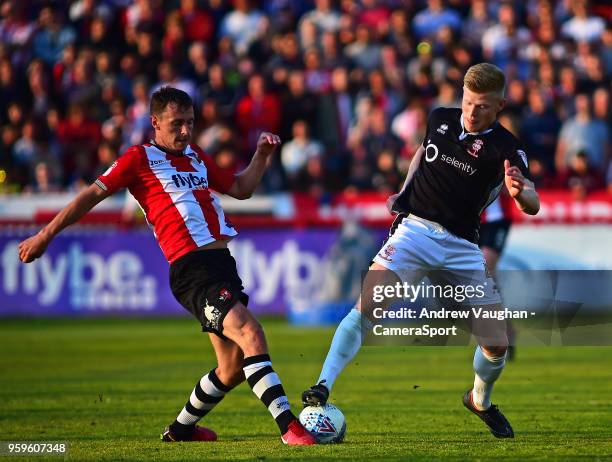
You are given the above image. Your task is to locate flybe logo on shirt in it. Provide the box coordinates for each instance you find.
[171,173,209,189]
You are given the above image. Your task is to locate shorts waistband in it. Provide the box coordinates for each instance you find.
[407,214,447,232]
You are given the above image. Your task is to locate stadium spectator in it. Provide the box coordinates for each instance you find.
[358,0,392,40]
[57,103,101,183]
[602,23,612,74]
[481,3,531,77]
[0,0,608,196]
[521,88,561,174]
[303,47,331,94]
[592,87,611,123]
[185,41,208,86]
[24,161,61,194]
[198,63,237,121]
[178,0,215,44]
[0,1,35,68]
[557,65,579,118]
[462,0,493,50]
[218,0,266,57]
[235,73,281,158]
[125,76,151,146]
[556,93,610,173]
[343,24,382,71]
[92,141,117,179]
[320,29,350,70]
[0,58,29,124]
[299,0,341,35]
[132,26,162,78]
[32,6,76,65]
[560,0,605,43]
[279,70,318,142]
[371,148,401,193]
[412,0,462,40]
[161,11,187,66]
[151,60,196,101]
[391,100,428,157]
[195,99,233,155]
[281,119,324,181]
[317,66,354,151]
[561,150,605,200]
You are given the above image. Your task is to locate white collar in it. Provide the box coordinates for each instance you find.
[459,114,495,140]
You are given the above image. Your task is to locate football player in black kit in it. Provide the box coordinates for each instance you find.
[302,63,540,439]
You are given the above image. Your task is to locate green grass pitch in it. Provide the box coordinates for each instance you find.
[1,317,611,461]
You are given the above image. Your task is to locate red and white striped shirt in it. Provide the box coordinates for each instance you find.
[95,142,237,263]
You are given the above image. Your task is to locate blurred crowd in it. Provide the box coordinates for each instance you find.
[0,0,610,200]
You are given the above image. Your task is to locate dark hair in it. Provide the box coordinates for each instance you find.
[150,86,193,115]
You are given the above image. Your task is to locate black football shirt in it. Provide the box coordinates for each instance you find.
[392,107,531,243]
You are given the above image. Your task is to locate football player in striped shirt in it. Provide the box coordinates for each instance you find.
[18,87,315,446]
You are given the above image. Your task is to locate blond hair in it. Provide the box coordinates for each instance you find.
[464,63,506,97]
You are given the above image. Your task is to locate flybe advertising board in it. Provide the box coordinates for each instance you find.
[1,225,611,316]
[0,229,340,316]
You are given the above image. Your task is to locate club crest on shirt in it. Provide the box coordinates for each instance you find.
[378,244,396,262]
[467,139,483,158]
[219,288,232,302]
[437,123,448,135]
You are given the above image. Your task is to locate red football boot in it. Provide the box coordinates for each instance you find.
[161,425,218,442]
[281,420,316,445]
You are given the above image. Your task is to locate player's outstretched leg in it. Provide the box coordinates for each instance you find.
[223,302,315,445]
[162,334,245,442]
[302,263,399,406]
[161,368,230,442]
[302,307,365,406]
[463,345,514,438]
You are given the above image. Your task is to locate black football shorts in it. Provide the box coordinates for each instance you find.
[478,219,511,253]
[169,248,249,338]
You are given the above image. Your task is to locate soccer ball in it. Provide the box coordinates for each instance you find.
[299,404,346,444]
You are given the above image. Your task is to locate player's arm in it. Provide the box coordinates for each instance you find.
[18,184,111,263]
[387,145,425,212]
[504,159,540,215]
[226,132,281,200]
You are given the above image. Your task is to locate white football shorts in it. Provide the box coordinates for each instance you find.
[372,214,502,306]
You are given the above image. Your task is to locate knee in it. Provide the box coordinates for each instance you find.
[481,345,508,358]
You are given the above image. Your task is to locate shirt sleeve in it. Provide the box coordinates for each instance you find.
[421,109,435,148]
[95,146,142,194]
[505,144,532,180]
[191,145,236,194]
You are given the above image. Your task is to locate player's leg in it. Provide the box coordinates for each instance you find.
[166,249,313,445]
[303,214,437,406]
[445,235,514,437]
[480,219,516,359]
[463,324,513,438]
[163,336,244,442]
[221,301,314,445]
[302,262,403,406]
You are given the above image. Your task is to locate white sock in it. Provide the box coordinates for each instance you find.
[472,345,506,411]
[317,308,367,391]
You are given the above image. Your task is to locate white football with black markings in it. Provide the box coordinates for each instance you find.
[299,404,346,444]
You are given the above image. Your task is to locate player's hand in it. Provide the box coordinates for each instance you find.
[386,193,400,215]
[256,132,281,158]
[504,159,525,198]
[18,233,49,263]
